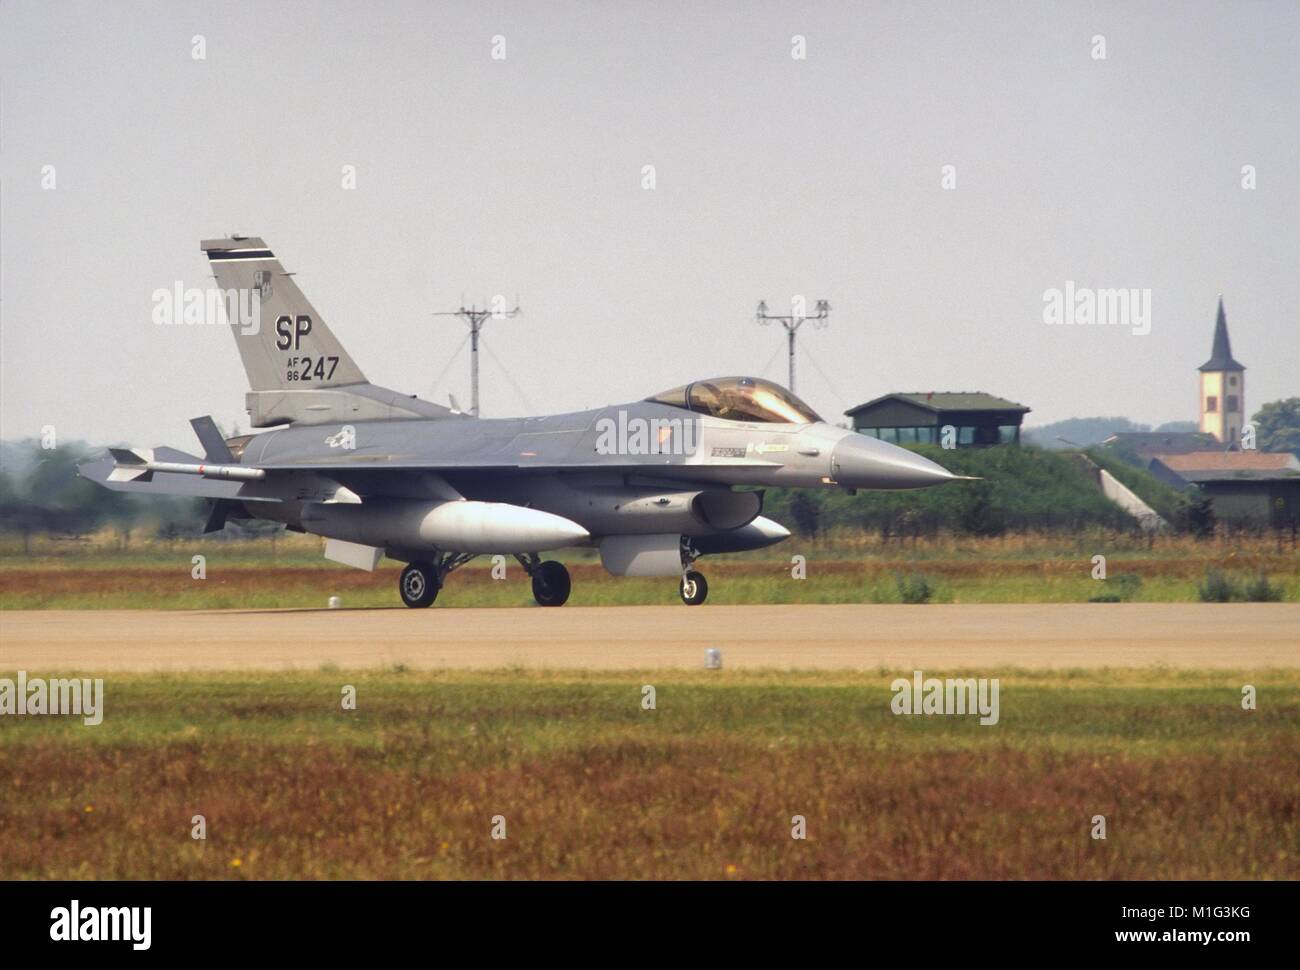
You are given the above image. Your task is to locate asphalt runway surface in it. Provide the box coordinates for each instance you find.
[2,603,1297,670]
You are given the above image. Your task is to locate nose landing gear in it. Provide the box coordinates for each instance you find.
[678,538,708,606]
[679,570,708,606]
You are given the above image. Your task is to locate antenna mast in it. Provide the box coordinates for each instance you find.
[755,299,830,391]
[433,301,521,416]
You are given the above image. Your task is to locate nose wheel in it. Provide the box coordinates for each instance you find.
[678,538,708,606]
[679,570,708,606]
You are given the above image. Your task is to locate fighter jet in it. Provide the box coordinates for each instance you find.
[79,236,967,607]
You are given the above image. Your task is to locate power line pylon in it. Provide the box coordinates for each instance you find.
[433,301,521,416]
[755,299,830,392]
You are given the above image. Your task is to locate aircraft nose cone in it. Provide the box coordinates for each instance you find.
[831,434,958,489]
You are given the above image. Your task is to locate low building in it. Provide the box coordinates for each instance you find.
[844,392,1031,447]
[1149,451,1300,528]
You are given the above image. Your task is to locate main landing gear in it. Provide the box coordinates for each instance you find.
[516,554,571,607]
[398,552,477,608]
[397,548,706,608]
[397,553,573,608]
[399,562,438,608]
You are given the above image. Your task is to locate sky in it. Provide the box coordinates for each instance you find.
[1,0,1296,449]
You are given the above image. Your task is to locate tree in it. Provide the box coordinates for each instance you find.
[953,481,1007,536]
[787,491,821,537]
[1175,493,1216,538]
[0,441,137,549]
[26,442,133,535]
[1252,398,1300,457]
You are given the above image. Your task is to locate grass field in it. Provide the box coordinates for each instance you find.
[2,530,1296,608]
[1,669,1296,879]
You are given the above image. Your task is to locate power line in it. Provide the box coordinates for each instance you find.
[799,339,847,412]
[755,342,783,381]
[428,332,470,403]
[482,339,536,414]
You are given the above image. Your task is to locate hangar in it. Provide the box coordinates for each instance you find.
[845,392,1031,447]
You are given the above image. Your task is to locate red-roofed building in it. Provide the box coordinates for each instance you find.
[1149,451,1300,528]
[1154,451,1300,479]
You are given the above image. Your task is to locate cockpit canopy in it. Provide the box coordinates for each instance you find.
[647,376,823,425]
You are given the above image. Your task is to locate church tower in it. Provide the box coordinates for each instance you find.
[1198,297,1245,445]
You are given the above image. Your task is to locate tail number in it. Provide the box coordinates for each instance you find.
[286,355,339,382]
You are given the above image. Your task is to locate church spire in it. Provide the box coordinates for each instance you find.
[1198,296,1245,372]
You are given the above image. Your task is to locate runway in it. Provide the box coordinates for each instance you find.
[2,603,1297,671]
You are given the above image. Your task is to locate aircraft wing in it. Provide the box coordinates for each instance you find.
[249,456,785,473]
[79,426,787,505]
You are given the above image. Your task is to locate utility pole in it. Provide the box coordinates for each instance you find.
[755,299,830,392]
[433,301,520,416]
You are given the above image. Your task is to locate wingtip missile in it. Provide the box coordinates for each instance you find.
[107,448,265,482]
[107,448,154,482]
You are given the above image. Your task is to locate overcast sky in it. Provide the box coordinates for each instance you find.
[1,0,1296,448]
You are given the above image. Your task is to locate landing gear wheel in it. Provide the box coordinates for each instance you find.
[680,570,708,606]
[531,560,571,607]
[399,562,439,608]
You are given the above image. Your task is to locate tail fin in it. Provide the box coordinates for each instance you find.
[200,237,460,427]
[201,236,367,391]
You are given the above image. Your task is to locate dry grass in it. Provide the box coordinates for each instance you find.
[1,670,1295,879]
[2,527,1297,608]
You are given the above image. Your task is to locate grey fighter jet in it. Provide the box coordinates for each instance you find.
[80,236,966,607]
